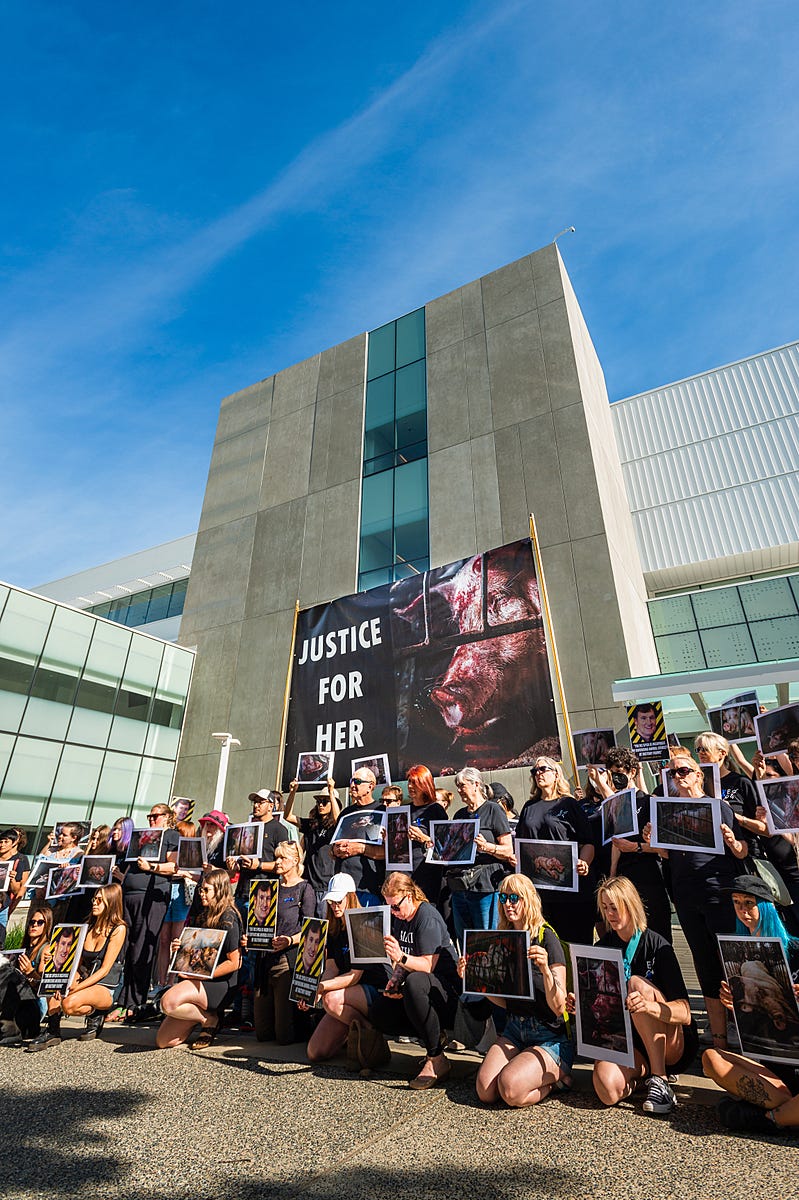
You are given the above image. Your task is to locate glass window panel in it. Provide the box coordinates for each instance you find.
[395,309,425,368]
[107,599,127,623]
[167,579,188,619]
[89,798,132,827]
[363,453,396,477]
[699,624,756,667]
[90,601,112,618]
[654,632,706,672]
[108,706,151,754]
[648,595,696,637]
[134,757,174,808]
[365,374,395,429]
[791,575,799,611]
[361,471,393,538]
[359,533,393,572]
[393,459,428,523]
[67,702,114,748]
[367,322,395,380]
[750,615,799,662]
[1,736,62,810]
[0,590,53,662]
[50,744,104,807]
[394,519,429,566]
[0,585,9,615]
[396,415,427,452]
[0,660,32,733]
[144,723,181,759]
[396,439,427,464]
[146,584,173,624]
[95,751,140,808]
[42,796,93,829]
[359,567,392,592]
[121,636,164,693]
[125,593,151,627]
[156,644,193,709]
[394,360,426,418]
[83,620,132,686]
[20,693,74,741]
[739,577,797,621]
[691,587,746,629]
[393,558,428,582]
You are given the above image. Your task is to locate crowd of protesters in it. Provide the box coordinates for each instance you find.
[1,734,798,1138]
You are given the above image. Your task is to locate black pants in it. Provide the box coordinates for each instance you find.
[368,973,458,1055]
[120,888,169,1010]
[674,896,734,997]
[0,964,41,1038]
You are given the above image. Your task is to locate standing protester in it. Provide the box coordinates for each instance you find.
[0,828,30,948]
[447,766,513,946]
[330,768,386,905]
[645,753,748,1051]
[283,777,341,913]
[226,789,286,1030]
[592,748,673,942]
[252,842,316,1044]
[118,804,179,1023]
[515,757,595,944]
[197,810,229,869]
[404,764,449,905]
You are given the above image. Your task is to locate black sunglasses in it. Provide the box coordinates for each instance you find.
[498,892,522,905]
[668,766,696,778]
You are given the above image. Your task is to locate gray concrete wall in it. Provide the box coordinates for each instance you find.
[176,246,654,817]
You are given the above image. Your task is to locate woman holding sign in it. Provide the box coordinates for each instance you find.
[702,874,799,1135]
[156,868,241,1050]
[458,874,572,1107]
[581,877,696,1117]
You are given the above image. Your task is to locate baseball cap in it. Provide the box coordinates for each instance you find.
[322,873,357,905]
[248,789,276,803]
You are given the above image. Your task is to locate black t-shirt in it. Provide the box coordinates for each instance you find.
[667,799,746,901]
[505,926,568,1034]
[332,803,386,895]
[274,879,317,941]
[599,927,689,1001]
[408,802,449,873]
[234,818,287,900]
[447,800,510,894]
[123,828,180,897]
[720,771,760,855]
[391,901,459,993]
[200,906,242,988]
[327,926,386,988]
[615,791,667,893]
[516,794,593,905]
[299,816,337,891]
[0,852,29,914]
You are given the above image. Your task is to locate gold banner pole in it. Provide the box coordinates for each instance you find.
[275,601,301,791]
[529,513,579,784]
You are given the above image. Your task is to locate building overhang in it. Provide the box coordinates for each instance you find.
[612,658,799,703]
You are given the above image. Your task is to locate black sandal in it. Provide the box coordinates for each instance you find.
[191,1020,219,1050]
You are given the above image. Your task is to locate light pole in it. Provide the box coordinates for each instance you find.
[211,732,241,812]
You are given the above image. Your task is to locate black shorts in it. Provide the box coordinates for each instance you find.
[632,1017,700,1075]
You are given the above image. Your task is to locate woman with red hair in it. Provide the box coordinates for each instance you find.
[405,765,449,904]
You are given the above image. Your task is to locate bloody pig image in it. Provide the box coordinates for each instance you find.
[391,540,557,773]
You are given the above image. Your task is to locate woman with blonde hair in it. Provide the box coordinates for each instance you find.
[577,876,697,1116]
[252,841,316,1045]
[515,755,596,943]
[156,868,241,1050]
[460,873,572,1107]
[26,883,128,1051]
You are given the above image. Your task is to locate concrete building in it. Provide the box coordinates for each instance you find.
[173,244,660,811]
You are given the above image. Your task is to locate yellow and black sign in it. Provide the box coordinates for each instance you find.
[627,700,669,763]
[289,918,329,1006]
[39,924,88,998]
[247,878,279,950]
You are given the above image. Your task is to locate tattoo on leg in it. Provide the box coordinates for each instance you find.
[735,1074,770,1107]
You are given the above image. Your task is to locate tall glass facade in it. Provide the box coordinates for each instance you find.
[649,572,799,673]
[358,308,430,590]
[0,582,194,844]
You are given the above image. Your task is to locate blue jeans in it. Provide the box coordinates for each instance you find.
[451,890,499,948]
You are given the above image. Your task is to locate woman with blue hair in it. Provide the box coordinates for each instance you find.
[702,874,799,1135]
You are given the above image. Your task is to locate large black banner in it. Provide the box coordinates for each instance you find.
[281,538,558,786]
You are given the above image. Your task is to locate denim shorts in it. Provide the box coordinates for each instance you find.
[503,1013,574,1071]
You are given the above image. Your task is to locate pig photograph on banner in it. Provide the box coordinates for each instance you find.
[282,538,559,787]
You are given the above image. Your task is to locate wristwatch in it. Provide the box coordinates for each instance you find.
[400,953,408,965]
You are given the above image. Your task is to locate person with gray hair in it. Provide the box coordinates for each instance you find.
[447,767,514,945]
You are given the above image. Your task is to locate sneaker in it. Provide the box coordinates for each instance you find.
[718,1099,784,1136]
[642,1075,676,1115]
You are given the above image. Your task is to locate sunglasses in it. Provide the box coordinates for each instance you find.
[316,798,332,805]
[147,813,163,821]
[668,766,696,778]
[387,898,406,912]
[531,766,552,775]
[498,892,522,905]
[350,778,370,786]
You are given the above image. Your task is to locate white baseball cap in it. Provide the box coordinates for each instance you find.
[322,873,357,904]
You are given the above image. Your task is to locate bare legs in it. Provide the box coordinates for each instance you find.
[593,976,684,1105]
[476,1039,568,1107]
[59,985,115,1018]
[306,986,370,1063]
[702,1048,798,1126]
[155,980,212,1049]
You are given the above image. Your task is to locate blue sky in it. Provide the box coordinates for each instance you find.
[3,1,798,586]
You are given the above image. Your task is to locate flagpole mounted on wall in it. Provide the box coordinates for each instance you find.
[275,601,301,792]
[529,513,578,784]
